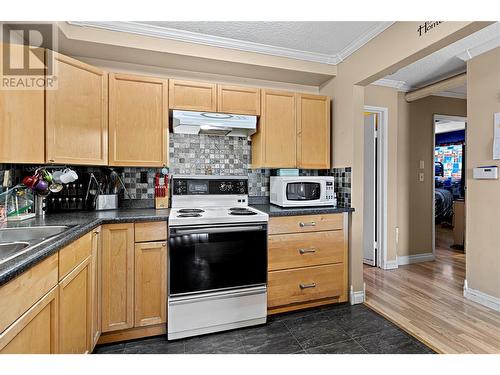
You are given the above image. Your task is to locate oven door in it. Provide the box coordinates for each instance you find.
[286,181,322,202]
[168,223,267,296]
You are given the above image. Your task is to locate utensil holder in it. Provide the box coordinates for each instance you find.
[96,194,119,210]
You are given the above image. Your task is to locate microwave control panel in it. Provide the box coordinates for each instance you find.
[326,181,335,201]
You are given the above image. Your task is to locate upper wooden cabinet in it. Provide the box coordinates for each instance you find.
[251,91,331,169]
[297,94,331,169]
[101,223,135,333]
[0,44,45,164]
[252,90,296,168]
[217,85,260,115]
[109,73,169,167]
[169,79,217,112]
[46,52,108,165]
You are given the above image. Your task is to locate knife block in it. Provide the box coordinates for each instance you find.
[155,195,169,209]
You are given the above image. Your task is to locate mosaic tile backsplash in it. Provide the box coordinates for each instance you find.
[0,134,352,207]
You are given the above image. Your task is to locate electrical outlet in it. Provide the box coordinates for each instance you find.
[140,171,148,183]
[419,172,424,182]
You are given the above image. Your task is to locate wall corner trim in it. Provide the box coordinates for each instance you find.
[463,280,500,312]
[397,252,435,266]
[350,284,366,305]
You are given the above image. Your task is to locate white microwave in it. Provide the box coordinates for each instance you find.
[270,176,336,207]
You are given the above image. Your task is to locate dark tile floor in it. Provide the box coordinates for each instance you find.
[94,304,435,354]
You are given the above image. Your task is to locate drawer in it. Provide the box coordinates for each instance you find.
[134,221,167,243]
[268,263,344,308]
[268,230,345,271]
[269,214,343,235]
[0,253,58,333]
[59,232,92,280]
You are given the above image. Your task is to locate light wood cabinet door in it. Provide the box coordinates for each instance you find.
[109,73,169,167]
[58,256,92,354]
[252,89,296,168]
[0,287,59,354]
[46,51,108,165]
[101,223,134,332]
[90,227,102,351]
[134,241,167,327]
[217,85,260,115]
[168,79,217,112]
[0,43,45,163]
[297,93,330,169]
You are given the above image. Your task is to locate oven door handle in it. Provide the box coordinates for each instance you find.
[172,225,265,235]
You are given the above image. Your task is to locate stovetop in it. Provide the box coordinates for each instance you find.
[168,206,269,226]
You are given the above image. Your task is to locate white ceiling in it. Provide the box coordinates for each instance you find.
[68,21,393,64]
[374,22,500,97]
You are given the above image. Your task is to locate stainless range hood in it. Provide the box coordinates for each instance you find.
[172,110,257,137]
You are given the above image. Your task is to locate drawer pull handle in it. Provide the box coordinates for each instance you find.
[299,248,317,254]
[299,282,316,289]
[299,221,316,227]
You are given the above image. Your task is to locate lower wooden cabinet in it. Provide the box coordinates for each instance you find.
[268,263,345,308]
[134,241,167,327]
[101,223,135,332]
[0,287,59,354]
[90,227,102,350]
[267,213,348,314]
[58,256,92,354]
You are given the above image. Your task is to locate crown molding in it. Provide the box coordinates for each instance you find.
[456,35,500,61]
[336,22,394,62]
[371,78,412,92]
[67,21,394,66]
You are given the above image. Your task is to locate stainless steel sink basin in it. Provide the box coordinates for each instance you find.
[0,225,72,265]
[0,242,30,261]
[0,226,69,242]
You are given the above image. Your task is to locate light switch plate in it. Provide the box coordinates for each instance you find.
[419,160,425,169]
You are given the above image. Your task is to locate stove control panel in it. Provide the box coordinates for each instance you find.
[173,177,248,195]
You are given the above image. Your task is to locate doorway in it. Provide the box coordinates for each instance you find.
[363,106,388,268]
[433,114,467,254]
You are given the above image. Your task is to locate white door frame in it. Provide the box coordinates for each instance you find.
[432,114,467,256]
[364,106,389,269]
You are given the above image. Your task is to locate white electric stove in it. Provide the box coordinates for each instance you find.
[167,175,268,340]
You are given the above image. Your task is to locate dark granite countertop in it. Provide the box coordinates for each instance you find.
[0,209,170,286]
[250,203,354,217]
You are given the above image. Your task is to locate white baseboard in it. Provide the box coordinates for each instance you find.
[383,259,399,269]
[397,252,435,266]
[350,283,366,305]
[463,280,500,312]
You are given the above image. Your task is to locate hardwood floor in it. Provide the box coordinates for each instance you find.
[364,228,500,354]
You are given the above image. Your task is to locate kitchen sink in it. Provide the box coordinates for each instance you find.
[0,226,70,242]
[0,242,30,262]
[0,225,72,265]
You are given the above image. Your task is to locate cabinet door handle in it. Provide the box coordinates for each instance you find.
[299,248,317,254]
[299,282,316,289]
[299,221,316,227]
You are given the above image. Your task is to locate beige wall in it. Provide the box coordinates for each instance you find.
[407,96,467,256]
[466,47,500,299]
[364,87,466,262]
[76,56,320,94]
[319,22,487,293]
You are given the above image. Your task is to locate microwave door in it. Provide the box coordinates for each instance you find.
[286,182,321,201]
